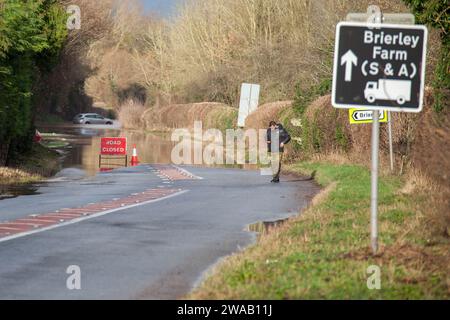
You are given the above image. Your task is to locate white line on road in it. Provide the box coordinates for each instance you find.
[172,165,204,180]
[0,189,189,244]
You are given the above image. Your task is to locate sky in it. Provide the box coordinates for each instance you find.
[140,0,181,16]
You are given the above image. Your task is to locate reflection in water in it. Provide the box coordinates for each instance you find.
[0,184,40,200]
[36,124,259,177]
[247,218,288,235]
[37,125,216,176]
[80,130,176,176]
[0,124,262,198]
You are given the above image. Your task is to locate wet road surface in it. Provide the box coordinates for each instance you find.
[0,164,318,299]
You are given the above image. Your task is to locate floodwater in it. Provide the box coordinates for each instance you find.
[247,218,289,235]
[38,123,258,177]
[38,124,179,177]
[0,123,260,198]
[0,184,40,200]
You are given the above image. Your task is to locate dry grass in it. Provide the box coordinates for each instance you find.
[310,151,352,166]
[310,181,337,207]
[398,168,450,244]
[400,169,439,196]
[244,101,292,130]
[75,0,414,112]
[168,0,410,104]
[141,102,237,131]
[0,143,61,186]
[0,167,42,185]
[118,100,147,129]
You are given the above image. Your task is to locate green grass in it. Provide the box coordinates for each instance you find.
[41,140,70,149]
[189,161,449,299]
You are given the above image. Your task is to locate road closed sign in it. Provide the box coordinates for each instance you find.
[101,137,127,155]
[332,22,428,113]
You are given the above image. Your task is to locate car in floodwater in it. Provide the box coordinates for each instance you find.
[73,113,114,125]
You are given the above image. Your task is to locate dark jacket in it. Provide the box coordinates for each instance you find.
[267,124,291,153]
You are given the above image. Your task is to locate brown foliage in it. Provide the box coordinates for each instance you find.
[141,102,237,131]
[244,101,292,130]
[118,100,147,129]
[38,0,420,120]
[35,0,116,117]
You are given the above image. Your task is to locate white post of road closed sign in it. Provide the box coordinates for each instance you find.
[332,22,428,113]
[332,5,428,255]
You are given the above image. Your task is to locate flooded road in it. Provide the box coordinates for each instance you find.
[38,123,258,178]
[0,123,259,198]
[0,124,177,198]
[38,123,178,177]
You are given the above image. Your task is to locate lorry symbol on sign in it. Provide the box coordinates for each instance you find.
[364,79,412,105]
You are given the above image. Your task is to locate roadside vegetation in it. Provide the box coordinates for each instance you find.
[189,157,449,299]
[0,0,67,166]
[35,0,411,131]
[187,0,449,299]
[0,143,60,185]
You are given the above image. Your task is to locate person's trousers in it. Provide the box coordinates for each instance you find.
[271,152,283,180]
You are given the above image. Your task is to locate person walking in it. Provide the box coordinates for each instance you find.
[267,121,291,183]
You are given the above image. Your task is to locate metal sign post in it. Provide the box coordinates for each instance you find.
[371,109,380,253]
[369,6,382,255]
[388,111,394,172]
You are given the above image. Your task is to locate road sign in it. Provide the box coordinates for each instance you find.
[238,83,260,127]
[332,22,428,112]
[346,13,415,25]
[349,108,388,124]
[100,137,127,155]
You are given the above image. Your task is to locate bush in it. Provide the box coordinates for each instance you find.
[0,0,67,163]
[118,100,147,129]
[403,0,449,113]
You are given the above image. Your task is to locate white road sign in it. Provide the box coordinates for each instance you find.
[238,83,260,127]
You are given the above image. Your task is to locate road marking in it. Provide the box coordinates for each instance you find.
[152,164,203,181]
[0,226,23,231]
[0,189,188,243]
[172,165,204,180]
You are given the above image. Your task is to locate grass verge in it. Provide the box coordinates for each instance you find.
[188,160,449,299]
[0,143,61,185]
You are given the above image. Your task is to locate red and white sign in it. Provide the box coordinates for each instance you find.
[100,137,127,155]
[34,130,42,143]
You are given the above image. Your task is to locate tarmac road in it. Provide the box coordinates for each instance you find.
[0,165,319,299]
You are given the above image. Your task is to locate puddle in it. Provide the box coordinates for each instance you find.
[247,218,289,235]
[0,184,40,200]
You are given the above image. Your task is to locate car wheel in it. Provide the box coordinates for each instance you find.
[367,95,376,103]
[106,121,113,125]
[85,122,91,125]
